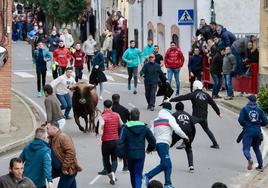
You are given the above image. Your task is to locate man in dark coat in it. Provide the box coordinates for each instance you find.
[238,95,268,172]
[170,102,196,173]
[169,80,222,149]
[117,108,156,188]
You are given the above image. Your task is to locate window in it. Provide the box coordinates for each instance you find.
[265,0,268,10]
[148,29,153,42]
[134,29,139,48]
[158,0,162,16]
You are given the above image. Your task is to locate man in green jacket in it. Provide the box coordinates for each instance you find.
[122,40,142,94]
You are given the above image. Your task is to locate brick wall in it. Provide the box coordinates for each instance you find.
[0,0,12,109]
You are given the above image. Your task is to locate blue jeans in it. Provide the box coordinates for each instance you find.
[223,74,233,97]
[99,82,103,97]
[231,47,245,75]
[58,173,77,188]
[128,158,144,188]
[167,68,180,94]
[146,143,172,185]
[211,74,222,96]
[56,93,72,117]
[242,131,263,168]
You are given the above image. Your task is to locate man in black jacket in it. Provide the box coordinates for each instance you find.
[210,47,225,98]
[188,48,202,92]
[171,102,196,173]
[112,93,130,171]
[140,54,162,111]
[169,80,222,149]
[117,108,156,188]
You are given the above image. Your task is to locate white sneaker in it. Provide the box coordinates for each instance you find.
[189,166,194,173]
[99,96,103,100]
[108,172,116,185]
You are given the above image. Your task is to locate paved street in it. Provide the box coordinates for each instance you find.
[0,41,255,188]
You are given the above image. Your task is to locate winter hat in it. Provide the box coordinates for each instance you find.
[193,80,203,91]
[159,102,172,110]
[247,95,257,102]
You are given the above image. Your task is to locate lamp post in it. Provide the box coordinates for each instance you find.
[210,0,216,22]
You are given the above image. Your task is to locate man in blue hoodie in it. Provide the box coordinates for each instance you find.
[20,127,53,188]
[117,108,156,188]
[238,95,268,172]
[122,40,142,94]
[142,39,155,62]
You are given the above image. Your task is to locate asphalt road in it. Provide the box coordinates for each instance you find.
[0,41,251,188]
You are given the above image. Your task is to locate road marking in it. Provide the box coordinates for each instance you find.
[89,175,101,185]
[128,103,136,108]
[104,89,111,94]
[112,73,141,83]
[3,151,20,160]
[13,69,33,72]
[106,75,114,81]
[13,72,35,78]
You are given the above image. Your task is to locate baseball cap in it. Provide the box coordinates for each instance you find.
[247,95,257,102]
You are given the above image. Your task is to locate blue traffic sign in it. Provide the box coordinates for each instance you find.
[178,9,194,25]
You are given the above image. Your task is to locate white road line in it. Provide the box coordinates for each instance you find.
[13,69,33,72]
[13,72,35,78]
[106,75,114,81]
[112,73,141,83]
[89,175,101,185]
[3,151,20,160]
[128,103,136,108]
[104,89,111,94]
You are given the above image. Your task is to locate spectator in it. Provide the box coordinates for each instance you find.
[102,31,114,69]
[195,19,213,41]
[164,41,185,95]
[83,34,97,72]
[222,47,236,100]
[72,42,85,82]
[216,25,236,47]
[33,42,52,97]
[210,21,218,37]
[211,47,225,99]
[188,48,203,92]
[207,39,218,60]
[33,28,47,48]
[43,84,66,129]
[213,36,225,49]
[98,100,122,185]
[60,28,74,49]
[0,158,36,188]
[46,121,82,188]
[148,180,164,188]
[231,36,251,75]
[142,39,155,61]
[140,54,162,111]
[90,44,107,100]
[122,40,143,94]
[189,36,201,56]
[244,41,259,75]
[20,128,53,188]
[50,67,76,119]
[48,30,60,53]
[117,108,156,188]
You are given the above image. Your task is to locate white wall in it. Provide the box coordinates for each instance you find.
[197,0,260,34]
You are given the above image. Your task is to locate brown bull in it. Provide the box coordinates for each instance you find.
[70,83,98,133]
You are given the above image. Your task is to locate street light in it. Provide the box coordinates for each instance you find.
[210,0,216,22]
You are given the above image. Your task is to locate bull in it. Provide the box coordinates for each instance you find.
[69,82,98,133]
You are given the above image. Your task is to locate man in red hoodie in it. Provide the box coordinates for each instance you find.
[53,40,72,76]
[72,42,85,82]
[164,42,185,95]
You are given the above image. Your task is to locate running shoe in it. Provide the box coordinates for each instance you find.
[247,160,253,170]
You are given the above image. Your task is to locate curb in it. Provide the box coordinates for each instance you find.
[0,90,39,156]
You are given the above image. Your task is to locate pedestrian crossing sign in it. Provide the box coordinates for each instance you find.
[178,9,194,25]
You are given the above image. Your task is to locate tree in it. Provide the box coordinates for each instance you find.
[18,0,87,25]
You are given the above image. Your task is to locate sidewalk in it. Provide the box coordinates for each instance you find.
[0,92,38,155]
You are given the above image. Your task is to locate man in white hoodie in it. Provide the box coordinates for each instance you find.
[143,102,189,188]
[83,34,96,72]
[60,28,74,49]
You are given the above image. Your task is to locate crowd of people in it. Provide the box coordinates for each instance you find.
[6,4,267,188]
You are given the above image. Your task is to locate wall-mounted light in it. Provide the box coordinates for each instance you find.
[265,0,268,11]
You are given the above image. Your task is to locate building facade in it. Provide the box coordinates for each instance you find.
[259,0,268,86]
[0,0,12,133]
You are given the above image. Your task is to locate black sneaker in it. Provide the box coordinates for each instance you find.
[122,166,128,171]
[98,169,108,175]
[133,90,137,95]
[189,166,194,173]
[147,105,150,110]
[247,160,253,170]
[255,166,264,172]
[176,142,186,150]
[210,144,220,149]
[150,106,154,111]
